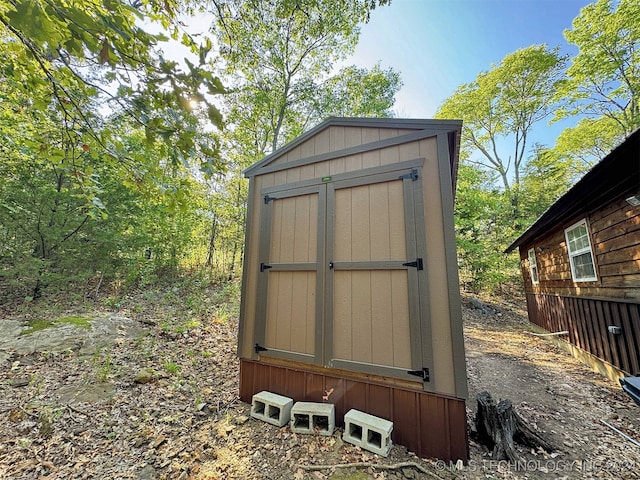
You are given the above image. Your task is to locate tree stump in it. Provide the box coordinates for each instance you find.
[475,391,554,462]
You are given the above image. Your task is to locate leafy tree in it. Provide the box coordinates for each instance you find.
[0,63,210,301]
[551,117,622,167]
[0,60,94,298]
[311,64,401,122]
[0,128,210,301]
[454,164,520,293]
[203,0,399,277]
[0,1,229,300]
[214,0,393,154]
[436,45,567,195]
[557,0,640,137]
[518,144,584,224]
[204,170,247,275]
[0,0,225,175]
[438,46,570,293]
[454,143,587,294]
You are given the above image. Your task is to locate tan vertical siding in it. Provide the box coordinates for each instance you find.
[378,143,400,166]
[332,272,352,360]
[239,173,272,358]
[262,192,319,355]
[361,128,381,167]
[379,128,398,140]
[265,271,316,354]
[241,121,465,396]
[342,126,364,148]
[331,179,411,368]
[332,270,412,368]
[420,141,456,395]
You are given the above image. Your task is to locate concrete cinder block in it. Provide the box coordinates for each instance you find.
[290,402,335,436]
[342,409,393,457]
[250,391,293,427]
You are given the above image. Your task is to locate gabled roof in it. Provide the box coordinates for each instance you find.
[243,116,462,180]
[505,128,640,253]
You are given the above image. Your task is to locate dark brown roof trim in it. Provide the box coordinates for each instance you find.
[505,128,640,253]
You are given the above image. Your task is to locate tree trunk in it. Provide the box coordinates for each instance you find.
[205,214,218,267]
[229,239,238,280]
[475,391,553,462]
[32,276,42,300]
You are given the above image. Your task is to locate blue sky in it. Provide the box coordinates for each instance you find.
[345,0,593,149]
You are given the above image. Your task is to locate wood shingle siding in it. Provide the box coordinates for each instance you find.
[508,129,640,378]
[522,200,640,298]
[592,199,640,291]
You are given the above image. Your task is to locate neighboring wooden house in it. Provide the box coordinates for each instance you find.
[238,117,468,461]
[506,128,640,380]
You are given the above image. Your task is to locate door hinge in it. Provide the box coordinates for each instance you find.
[402,258,424,270]
[254,343,268,354]
[399,168,419,181]
[264,195,275,204]
[260,262,272,272]
[407,367,430,382]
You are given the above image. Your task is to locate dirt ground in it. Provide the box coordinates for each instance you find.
[462,296,640,480]
[1,292,639,480]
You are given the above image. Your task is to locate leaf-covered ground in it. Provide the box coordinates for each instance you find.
[1,286,639,479]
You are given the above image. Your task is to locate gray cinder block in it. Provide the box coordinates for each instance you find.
[250,391,293,427]
[342,408,393,456]
[290,402,335,436]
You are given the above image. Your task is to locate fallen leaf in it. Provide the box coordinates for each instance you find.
[322,388,334,401]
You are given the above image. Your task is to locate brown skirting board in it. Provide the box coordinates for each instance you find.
[526,293,640,375]
[239,359,469,462]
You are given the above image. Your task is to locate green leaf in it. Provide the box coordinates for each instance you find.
[559,0,640,136]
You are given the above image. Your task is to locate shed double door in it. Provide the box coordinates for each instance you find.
[255,162,432,386]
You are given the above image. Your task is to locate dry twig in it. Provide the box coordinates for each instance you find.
[296,461,446,479]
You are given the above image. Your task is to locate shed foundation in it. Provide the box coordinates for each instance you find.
[240,359,469,462]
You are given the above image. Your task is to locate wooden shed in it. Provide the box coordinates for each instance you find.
[238,117,468,461]
[506,128,640,380]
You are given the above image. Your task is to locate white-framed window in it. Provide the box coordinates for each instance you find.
[564,219,597,282]
[527,248,539,284]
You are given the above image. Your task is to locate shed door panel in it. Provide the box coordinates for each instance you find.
[265,271,316,355]
[327,172,427,382]
[333,270,411,368]
[334,181,407,261]
[256,186,325,364]
[255,162,431,387]
[269,192,318,264]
